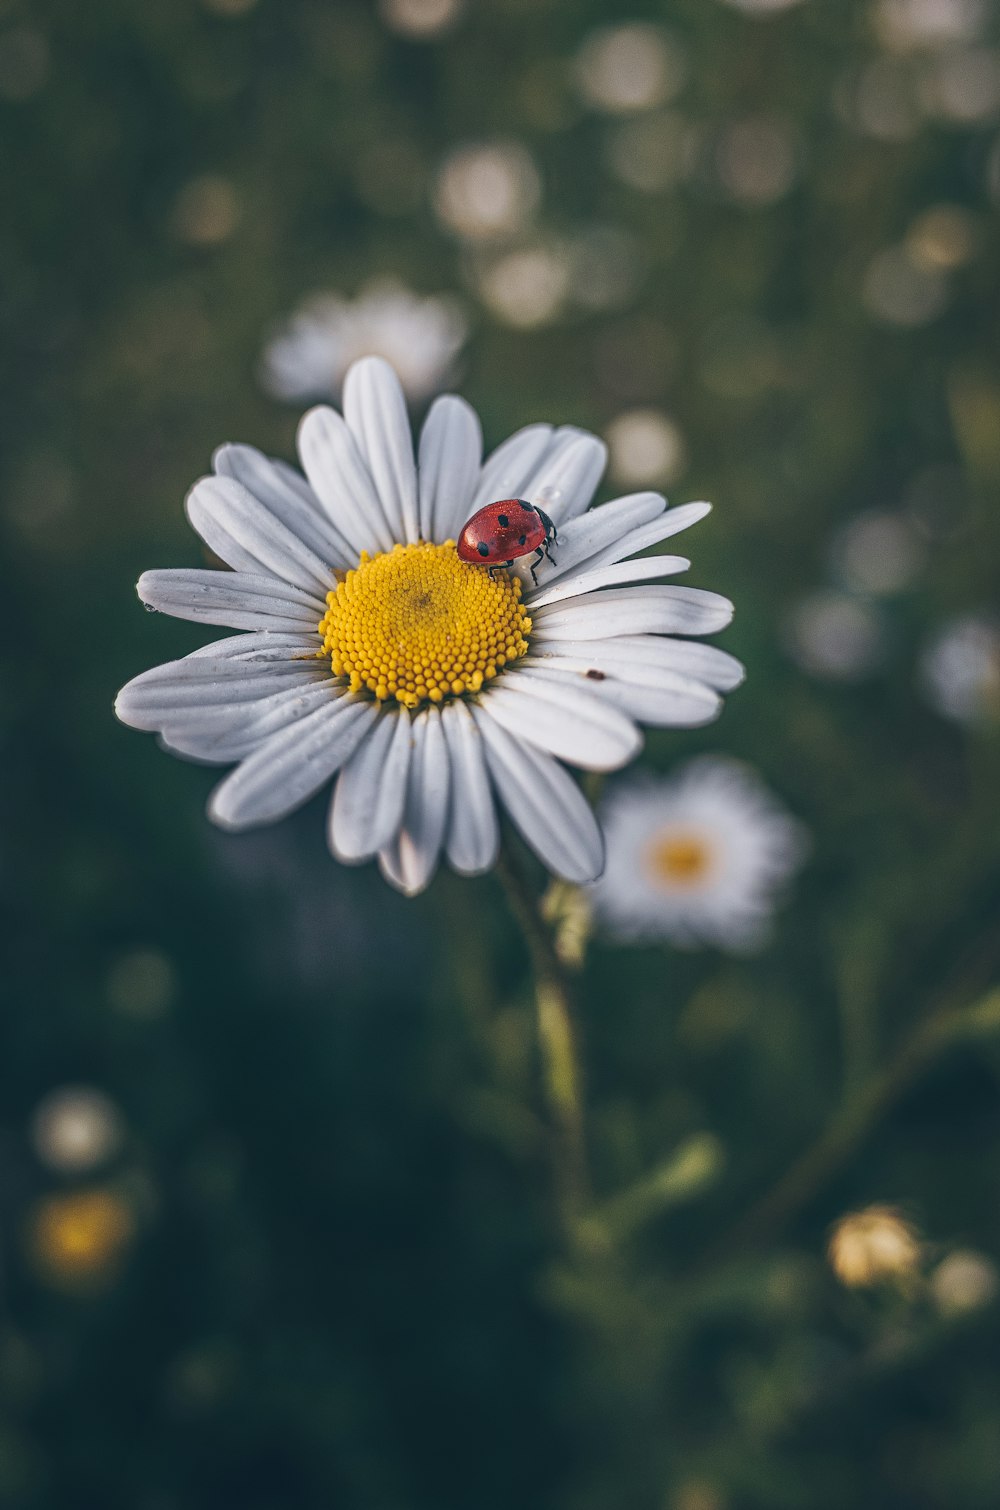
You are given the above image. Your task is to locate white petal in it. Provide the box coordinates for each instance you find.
[328,707,412,863]
[525,491,666,590]
[297,405,396,557]
[185,632,320,662]
[527,636,745,692]
[115,656,321,730]
[470,424,553,512]
[527,554,690,608]
[138,569,325,632]
[342,356,419,544]
[417,394,483,543]
[440,700,499,875]
[482,667,642,770]
[574,502,713,578]
[520,428,607,526]
[208,693,378,830]
[533,585,734,641]
[520,662,721,728]
[473,707,604,884]
[378,708,450,896]
[213,443,353,569]
[185,475,334,596]
[161,681,338,763]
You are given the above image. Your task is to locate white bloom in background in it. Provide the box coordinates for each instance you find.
[591,758,803,950]
[716,0,806,14]
[605,410,687,489]
[830,510,925,596]
[31,1087,125,1174]
[472,243,572,329]
[873,0,987,52]
[116,357,742,896]
[573,23,686,115]
[378,0,464,40]
[930,1249,1000,1314]
[919,614,1000,722]
[433,141,541,242]
[259,281,467,405]
[783,589,888,681]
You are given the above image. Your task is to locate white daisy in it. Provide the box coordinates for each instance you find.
[259,280,467,405]
[919,613,1000,722]
[591,758,805,949]
[115,357,743,897]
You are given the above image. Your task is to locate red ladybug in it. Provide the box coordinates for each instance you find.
[456,498,558,585]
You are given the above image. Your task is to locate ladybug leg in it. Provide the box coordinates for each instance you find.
[541,538,557,567]
[529,546,545,586]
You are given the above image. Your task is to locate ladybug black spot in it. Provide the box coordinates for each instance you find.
[497,513,509,528]
[518,534,527,546]
[477,541,490,557]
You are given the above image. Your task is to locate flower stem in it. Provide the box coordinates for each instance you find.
[495,843,591,1228]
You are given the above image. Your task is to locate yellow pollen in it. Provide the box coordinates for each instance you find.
[318,540,532,709]
[647,831,713,888]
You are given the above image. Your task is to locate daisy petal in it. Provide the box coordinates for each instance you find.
[378,708,451,896]
[533,585,734,641]
[521,428,608,527]
[441,700,499,875]
[185,632,320,662]
[208,693,378,830]
[526,554,690,608]
[527,636,745,692]
[138,569,325,632]
[185,475,334,596]
[576,502,713,577]
[525,491,666,590]
[418,394,483,544]
[115,657,321,731]
[161,681,338,763]
[329,706,413,863]
[521,663,722,728]
[470,424,554,512]
[297,405,396,557]
[481,666,642,770]
[473,708,604,884]
[213,443,353,569]
[343,356,419,545]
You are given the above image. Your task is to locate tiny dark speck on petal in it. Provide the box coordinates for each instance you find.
[586,668,605,680]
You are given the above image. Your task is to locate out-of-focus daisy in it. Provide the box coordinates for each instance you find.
[606,409,687,489]
[716,0,806,14]
[919,614,1000,722]
[31,1087,124,1174]
[378,0,464,40]
[929,1249,999,1314]
[573,23,686,116]
[590,758,803,950]
[830,510,925,596]
[116,357,742,896]
[873,0,987,53]
[783,589,889,681]
[828,1205,923,1289]
[433,141,541,242]
[259,281,467,405]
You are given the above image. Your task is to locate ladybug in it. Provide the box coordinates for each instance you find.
[456,498,558,585]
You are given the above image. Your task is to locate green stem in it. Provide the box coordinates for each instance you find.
[495,843,591,1227]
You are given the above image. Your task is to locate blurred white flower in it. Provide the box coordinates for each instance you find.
[116,358,741,896]
[830,510,925,596]
[574,23,686,115]
[784,590,889,681]
[873,0,987,52]
[905,204,980,270]
[919,614,1000,722]
[591,757,805,951]
[930,1249,1000,1314]
[919,46,1000,123]
[833,59,921,140]
[862,244,950,327]
[31,1087,125,1174]
[605,409,687,489]
[715,115,799,206]
[434,141,541,242]
[715,0,806,13]
[378,0,464,39]
[828,1205,923,1288]
[260,281,467,405]
[473,244,571,329]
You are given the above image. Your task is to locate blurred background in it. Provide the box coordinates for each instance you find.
[3,0,1000,1506]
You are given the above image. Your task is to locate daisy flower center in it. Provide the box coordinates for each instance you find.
[646,830,713,888]
[318,540,532,709]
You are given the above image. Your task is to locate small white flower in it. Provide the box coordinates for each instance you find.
[591,758,804,949]
[259,281,467,405]
[919,613,1000,722]
[31,1087,124,1174]
[116,357,742,896]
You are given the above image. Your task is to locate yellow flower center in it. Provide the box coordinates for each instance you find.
[318,540,532,709]
[647,831,713,888]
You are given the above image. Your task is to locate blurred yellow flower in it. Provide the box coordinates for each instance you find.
[29,1190,135,1289]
